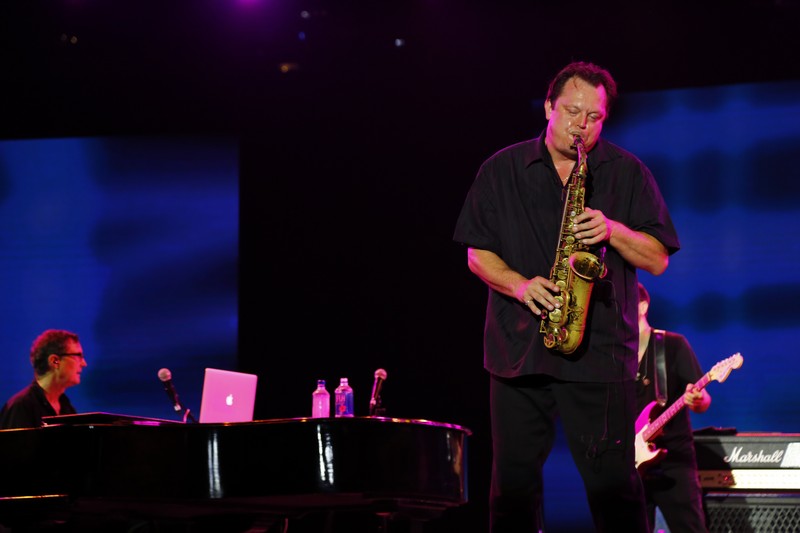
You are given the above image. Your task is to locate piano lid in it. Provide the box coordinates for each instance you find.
[42,411,182,426]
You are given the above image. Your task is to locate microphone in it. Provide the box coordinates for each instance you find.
[369,368,387,416]
[158,368,184,412]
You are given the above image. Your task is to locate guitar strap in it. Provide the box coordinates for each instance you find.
[653,329,667,406]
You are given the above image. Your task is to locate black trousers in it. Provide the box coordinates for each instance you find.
[644,459,708,533]
[489,374,649,533]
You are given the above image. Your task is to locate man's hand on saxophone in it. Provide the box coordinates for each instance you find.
[574,207,670,276]
[466,248,562,317]
[517,276,563,318]
[571,206,612,246]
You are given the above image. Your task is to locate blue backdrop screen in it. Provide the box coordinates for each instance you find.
[605,80,800,433]
[0,136,238,421]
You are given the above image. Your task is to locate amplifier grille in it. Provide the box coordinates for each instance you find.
[705,493,800,533]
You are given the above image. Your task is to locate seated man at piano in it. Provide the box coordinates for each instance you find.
[0,329,87,429]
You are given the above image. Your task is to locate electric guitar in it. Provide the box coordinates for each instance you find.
[634,352,743,473]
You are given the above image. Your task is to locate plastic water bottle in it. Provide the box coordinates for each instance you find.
[311,379,330,418]
[334,377,354,417]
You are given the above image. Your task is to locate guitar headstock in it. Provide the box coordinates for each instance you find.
[709,352,744,383]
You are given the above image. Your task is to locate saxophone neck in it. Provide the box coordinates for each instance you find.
[572,136,588,178]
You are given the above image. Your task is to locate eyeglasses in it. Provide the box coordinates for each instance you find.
[58,353,84,359]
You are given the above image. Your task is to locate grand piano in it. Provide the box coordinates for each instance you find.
[0,415,470,532]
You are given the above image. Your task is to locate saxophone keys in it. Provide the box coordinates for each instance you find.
[544,333,557,349]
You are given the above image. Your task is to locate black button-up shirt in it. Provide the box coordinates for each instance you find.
[0,380,77,429]
[454,132,680,382]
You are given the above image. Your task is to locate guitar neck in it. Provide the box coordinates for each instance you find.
[642,372,710,442]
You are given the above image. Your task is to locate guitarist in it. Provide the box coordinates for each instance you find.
[636,283,710,533]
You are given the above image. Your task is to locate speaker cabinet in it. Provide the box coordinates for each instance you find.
[704,492,800,532]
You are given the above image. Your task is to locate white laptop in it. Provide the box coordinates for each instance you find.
[198,368,258,423]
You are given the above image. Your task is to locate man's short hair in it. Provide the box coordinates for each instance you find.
[545,61,618,116]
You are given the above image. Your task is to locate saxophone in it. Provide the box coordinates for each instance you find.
[539,136,606,354]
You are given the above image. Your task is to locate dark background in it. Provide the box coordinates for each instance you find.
[3,1,800,532]
[4,1,800,139]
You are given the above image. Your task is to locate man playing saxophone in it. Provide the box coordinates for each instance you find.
[453,61,680,532]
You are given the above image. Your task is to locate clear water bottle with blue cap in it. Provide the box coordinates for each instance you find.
[311,379,330,418]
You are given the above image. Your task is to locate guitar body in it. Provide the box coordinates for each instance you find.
[634,400,667,473]
[633,353,743,475]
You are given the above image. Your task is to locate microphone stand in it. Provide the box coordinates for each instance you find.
[369,397,386,417]
[182,408,197,424]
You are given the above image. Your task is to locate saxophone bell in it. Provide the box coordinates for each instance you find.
[570,251,606,281]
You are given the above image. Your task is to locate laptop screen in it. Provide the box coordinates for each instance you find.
[198,368,258,423]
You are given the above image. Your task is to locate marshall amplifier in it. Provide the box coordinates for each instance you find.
[703,492,800,532]
[694,431,800,490]
[695,430,800,532]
